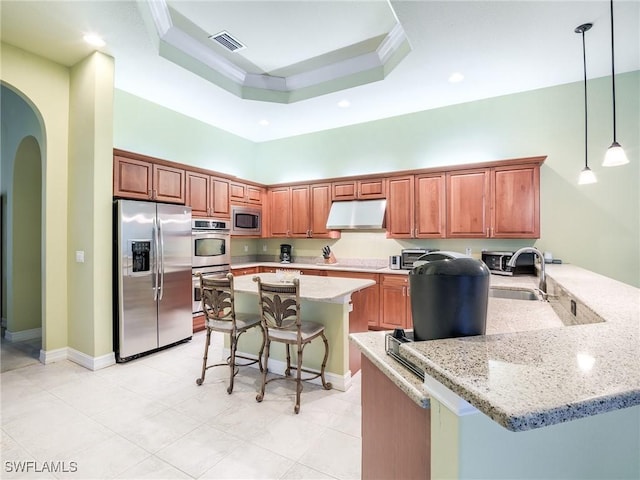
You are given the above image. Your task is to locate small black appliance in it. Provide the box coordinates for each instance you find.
[409,254,490,342]
[279,244,292,264]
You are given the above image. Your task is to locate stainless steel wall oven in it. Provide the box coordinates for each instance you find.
[191,219,230,314]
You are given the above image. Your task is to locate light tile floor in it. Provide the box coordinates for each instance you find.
[1,331,362,479]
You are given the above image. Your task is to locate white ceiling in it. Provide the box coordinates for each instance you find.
[1,0,639,143]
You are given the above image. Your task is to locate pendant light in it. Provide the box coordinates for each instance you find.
[576,23,597,185]
[603,0,629,167]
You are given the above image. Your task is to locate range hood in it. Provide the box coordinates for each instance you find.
[326,199,387,230]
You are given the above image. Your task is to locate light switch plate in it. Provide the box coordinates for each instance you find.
[75,250,85,263]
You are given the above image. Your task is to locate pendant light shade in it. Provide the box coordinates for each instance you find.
[575,23,597,185]
[579,166,597,185]
[603,0,629,167]
[604,141,629,166]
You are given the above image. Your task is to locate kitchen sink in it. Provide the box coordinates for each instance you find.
[489,287,542,301]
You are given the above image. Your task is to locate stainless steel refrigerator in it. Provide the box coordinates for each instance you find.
[114,199,192,361]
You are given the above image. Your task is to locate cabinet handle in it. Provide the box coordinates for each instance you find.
[153,189,157,199]
[486,228,490,238]
[148,190,152,198]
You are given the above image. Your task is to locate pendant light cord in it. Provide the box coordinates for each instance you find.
[580,28,589,169]
[610,0,617,142]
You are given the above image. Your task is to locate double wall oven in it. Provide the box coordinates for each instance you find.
[192,219,230,314]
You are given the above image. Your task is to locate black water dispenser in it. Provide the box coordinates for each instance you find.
[409,253,490,341]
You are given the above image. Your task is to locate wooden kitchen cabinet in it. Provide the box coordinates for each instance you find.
[325,271,380,329]
[332,178,386,200]
[186,171,230,218]
[268,183,339,238]
[259,266,326,276]
[268,187,291,237]
[387,174,445,239]
[446,168,490,238]
[114,154,185,204]
[380,274,412,330]
[231,266,259,277]
[446,164,540,239]
[386,176,414,238]
[230,181,263,205]
[491,164,540,238]
[415,173,446,238]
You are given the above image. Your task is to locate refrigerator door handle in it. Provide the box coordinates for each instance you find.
[153,217,159,301]
[159,219,165,301]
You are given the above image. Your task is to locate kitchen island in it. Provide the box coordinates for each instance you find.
[231,272,375,391]
[351,264,640,479]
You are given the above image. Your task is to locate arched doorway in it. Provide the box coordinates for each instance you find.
[1,84,45,372]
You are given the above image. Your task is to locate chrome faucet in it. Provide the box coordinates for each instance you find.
[507,247,546,294]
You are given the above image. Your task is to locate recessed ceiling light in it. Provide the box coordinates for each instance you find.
[258,119,270,126]
[337,99,350,108]
[83,33,105,48]
[448,72,464,83]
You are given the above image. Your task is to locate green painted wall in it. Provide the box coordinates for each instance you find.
[1,42,70,352]
[11,137,41,333]
[67,52,114,357]
[113,89,256,180]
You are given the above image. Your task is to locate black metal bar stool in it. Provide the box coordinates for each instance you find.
[196,273,265,394]
[253,276,332,413]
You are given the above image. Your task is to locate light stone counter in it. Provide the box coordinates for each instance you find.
[352,264,640,432]
[233,272,375,302]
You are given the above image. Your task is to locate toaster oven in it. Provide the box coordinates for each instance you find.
[481,251,535,276]
[400,248,439,270]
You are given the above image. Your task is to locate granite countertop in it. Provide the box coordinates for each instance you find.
[233,271,375,303]
[351,264,640,432]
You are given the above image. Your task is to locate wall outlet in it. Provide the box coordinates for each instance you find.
[243,244,248,252]
[75,250,85,263]
[262,244,267,252]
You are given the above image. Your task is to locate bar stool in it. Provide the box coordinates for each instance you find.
[196,273,265,394]
[253,276,332,413]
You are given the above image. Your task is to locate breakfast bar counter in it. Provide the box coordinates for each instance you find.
[232,272,375,392]
[350,264,640,479]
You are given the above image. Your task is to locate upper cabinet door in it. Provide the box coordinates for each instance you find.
[269,187,291,237]
[186,171,210,217]
[113,155,153,201]
[210,177,230,218]
[153,164,185,204]
[415,173,446,238]
[491,165,540,238]
[446,169,490,238]
[386,176,414,238]
[290,185,311,237]
[309,183,334,238]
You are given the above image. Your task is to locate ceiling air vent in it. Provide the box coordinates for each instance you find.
[208,31,246,52]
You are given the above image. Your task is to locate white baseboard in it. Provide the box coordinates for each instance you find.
[4,327,42,342]
[223,348,351,392]
[39,347,116,371]
[68,348,116,371]
[40,347,67,364]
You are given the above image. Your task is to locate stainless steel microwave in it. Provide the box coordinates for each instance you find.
[231,205,261,236]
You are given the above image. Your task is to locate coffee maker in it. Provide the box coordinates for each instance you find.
[279,244,292,264]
